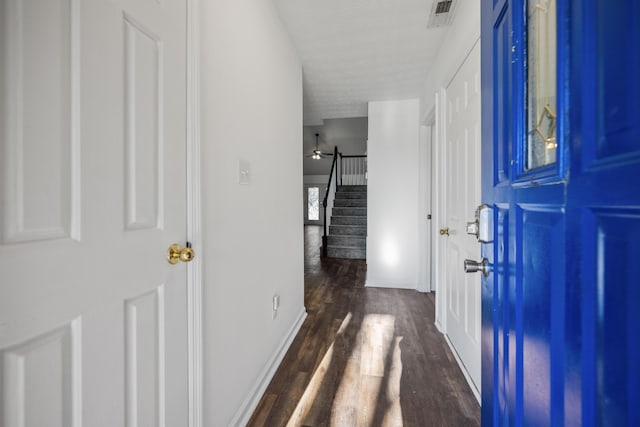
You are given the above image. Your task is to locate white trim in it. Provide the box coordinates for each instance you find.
[71,317,83,427]
[186,0,202,425]
[443,334,481,403]
[228,308,308,427]
[417,123,429,293]
[70,0,81,242]
[428,123,436,293]
[421,107,436,127]
[433,88,448,331]
[364,281,419,290]
[418,106,436,294]
[434,318,444,334]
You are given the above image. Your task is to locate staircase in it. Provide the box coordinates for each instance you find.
[326,185,367,259]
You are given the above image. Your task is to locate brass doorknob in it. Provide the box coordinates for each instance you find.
[439,228,450,236]
[168,243,195,264]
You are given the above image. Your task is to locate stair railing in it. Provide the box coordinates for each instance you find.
[339,154,367,186]
[322,146,339,257]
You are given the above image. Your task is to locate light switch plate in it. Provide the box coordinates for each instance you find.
[238,159,250,185]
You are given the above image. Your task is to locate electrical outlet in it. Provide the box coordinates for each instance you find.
[238,159,250,185]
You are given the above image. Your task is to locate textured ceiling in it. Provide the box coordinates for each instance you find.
[273,0,449,126]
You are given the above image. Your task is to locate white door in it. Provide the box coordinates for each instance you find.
[443,43,482,392]
[0,0,189,425]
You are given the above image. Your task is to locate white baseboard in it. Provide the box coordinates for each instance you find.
[364,280,418,290]
[443,334,481,404]
[228,308,308,426]
[434,319,444,334]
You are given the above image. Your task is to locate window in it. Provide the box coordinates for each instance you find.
[308,187,319,221]
[526,0,557,170]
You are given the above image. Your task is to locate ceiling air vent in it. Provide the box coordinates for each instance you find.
[427,0,458,28]
[435,0,452,14]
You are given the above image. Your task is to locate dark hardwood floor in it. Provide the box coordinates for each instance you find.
[248,226,480,427]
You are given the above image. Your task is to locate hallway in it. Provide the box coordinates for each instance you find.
[248,226,480,426]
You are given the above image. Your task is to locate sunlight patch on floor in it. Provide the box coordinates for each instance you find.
[285,312,405,426]
[333,314,404,426]
[286,313,352,426]
[382,336,404,426]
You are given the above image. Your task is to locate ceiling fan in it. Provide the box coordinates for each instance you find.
[306,133,334,160]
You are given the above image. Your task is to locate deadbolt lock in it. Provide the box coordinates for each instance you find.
[467,204,493,243]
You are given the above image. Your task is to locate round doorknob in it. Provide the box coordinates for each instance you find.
[167,243,195,264]
[464,258,489,277]
[439,228,450,236]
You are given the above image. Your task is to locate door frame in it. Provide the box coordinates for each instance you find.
[418,108,435,293]
[186,0,203,425]
[433,88,447,333]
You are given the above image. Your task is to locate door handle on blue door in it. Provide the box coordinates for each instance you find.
[464,258,490,277]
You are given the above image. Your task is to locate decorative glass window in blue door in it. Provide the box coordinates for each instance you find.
[526,0,557,170]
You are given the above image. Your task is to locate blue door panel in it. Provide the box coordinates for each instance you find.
[582,209,640,426]
[593,2,640,160]
[571,2,640,425]
[578,0,640,170]
[518,206,566,426]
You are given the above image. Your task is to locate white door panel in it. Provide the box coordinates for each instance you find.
[444,43,482,392]
[0,0,188,425]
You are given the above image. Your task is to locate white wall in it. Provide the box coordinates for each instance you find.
[199,0,304,425]
[303,174,329,185]
[420,2,481,116]
[366,99,420,289]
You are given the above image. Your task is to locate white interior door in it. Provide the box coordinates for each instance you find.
[0,0,189,425]
[443,43,482,393]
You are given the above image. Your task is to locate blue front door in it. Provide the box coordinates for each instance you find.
[481,0,640,425]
